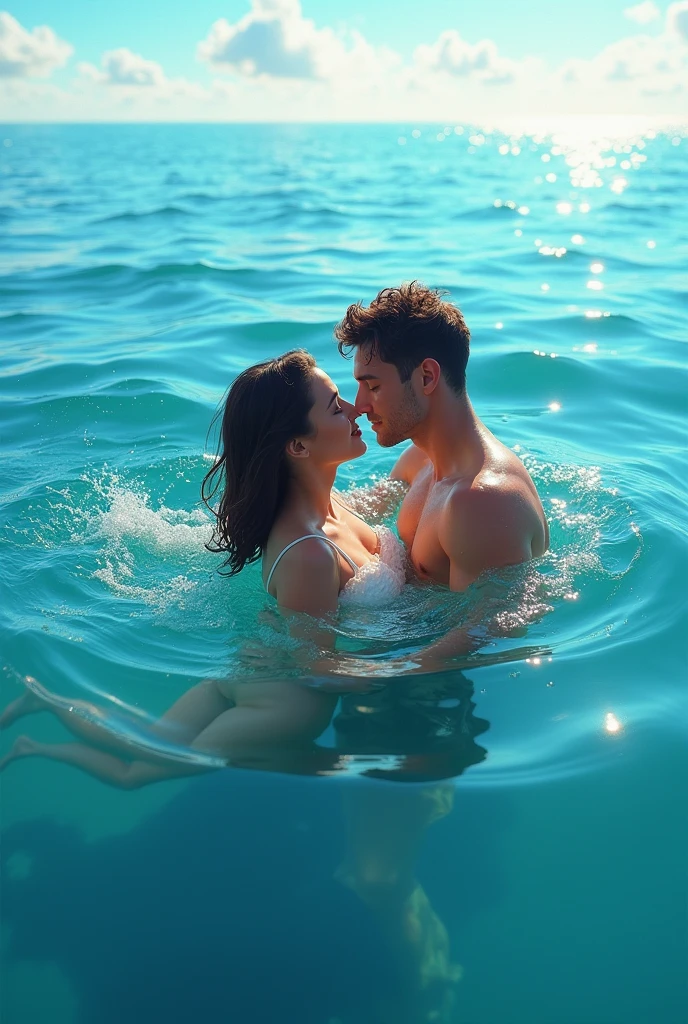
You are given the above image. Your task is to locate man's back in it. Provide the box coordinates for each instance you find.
[392,428,549,591]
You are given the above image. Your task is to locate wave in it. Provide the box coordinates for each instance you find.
[93,205,191,224]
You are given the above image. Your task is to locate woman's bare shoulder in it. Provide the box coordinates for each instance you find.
[269,537,340,615]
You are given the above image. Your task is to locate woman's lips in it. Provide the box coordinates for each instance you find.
[351,425,362,436]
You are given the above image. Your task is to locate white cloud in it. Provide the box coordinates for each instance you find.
[560,7,688,97]
[0,11,72,78]
[414,30,521,84]
[624,2,661,25]
[667,0,688,40]
[3,0,688,122]
[197,0,398,80]
[79,48,166,87]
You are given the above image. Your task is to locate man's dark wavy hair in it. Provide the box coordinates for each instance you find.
[334,281,470,394]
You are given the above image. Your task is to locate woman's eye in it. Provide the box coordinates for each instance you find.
[334,402,343,413]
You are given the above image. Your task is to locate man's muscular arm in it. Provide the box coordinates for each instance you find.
[439,486,536,592]
[390,444,429,485]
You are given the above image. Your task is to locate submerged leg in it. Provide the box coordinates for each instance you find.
[0,675,232,762]
[0,683,336,789]
[0,734,215,787]
[0,678,46,729]
[337,782,461,1024]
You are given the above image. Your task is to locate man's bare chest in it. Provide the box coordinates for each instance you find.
[397,473,451,584]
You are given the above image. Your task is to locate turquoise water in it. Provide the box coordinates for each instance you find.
[1,123,686,1023]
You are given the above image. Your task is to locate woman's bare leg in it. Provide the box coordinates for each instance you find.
[0,734,215,787]
[0,683,336,788]
[0,676,232,762]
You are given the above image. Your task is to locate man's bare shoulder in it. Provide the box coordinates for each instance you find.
[444,470,537,527]
[439,470,541,583]
[390,444,430,484]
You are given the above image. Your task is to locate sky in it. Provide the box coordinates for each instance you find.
[1,0,687,121]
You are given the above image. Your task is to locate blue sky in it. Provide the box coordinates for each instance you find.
[12,0,667,73]
[2,1,687,120]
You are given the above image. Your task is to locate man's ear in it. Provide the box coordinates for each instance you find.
[286,439,310,459]
[420,359,441,394]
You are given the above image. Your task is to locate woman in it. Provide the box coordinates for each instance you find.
[205,348,406,614]
[0,350,406,784]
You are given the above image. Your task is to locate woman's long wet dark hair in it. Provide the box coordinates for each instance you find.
[202,350,317,576]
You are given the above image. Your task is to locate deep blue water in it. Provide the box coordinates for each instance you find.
[1,123,687,1023]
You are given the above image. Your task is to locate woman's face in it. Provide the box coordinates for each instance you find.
[299,368,366,466]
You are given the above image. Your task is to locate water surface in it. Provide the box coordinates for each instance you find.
[1,123,686,1024]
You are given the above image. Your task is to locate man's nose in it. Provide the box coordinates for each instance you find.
[354,385,372,415]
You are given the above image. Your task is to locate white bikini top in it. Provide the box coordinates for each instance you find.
[265,511,407,608]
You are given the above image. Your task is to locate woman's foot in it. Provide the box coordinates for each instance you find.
[0,676,48,729]
[0,734,40,771]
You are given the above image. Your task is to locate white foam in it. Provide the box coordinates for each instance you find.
[99,488,212,557]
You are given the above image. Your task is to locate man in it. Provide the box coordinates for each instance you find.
[336,281,549,591]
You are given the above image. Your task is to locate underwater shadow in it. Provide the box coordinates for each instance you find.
[2,760,509,1024]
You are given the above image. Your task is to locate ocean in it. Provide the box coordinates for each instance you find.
[1,122,686,1023]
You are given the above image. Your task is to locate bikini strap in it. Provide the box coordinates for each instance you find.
[265,535,358,594]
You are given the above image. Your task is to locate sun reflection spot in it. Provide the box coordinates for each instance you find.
[605,712,622,734]
[556,201,573,215]
[411,129,421,138]
[545,172,557,182]
[548,402,561,412]
[571,234,585,244]
[518,205,530,215]
[514,228,522,236]
[647,240,656,248]
[587,280,604,290]
[590,262,604,273]
[582,342,598,353]
[499,143,509,155]
[579,202,591,213]
[541,153,551,162]
[541,283,550,291]
[495,322,503,329]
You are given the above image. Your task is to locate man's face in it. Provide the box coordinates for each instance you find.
[353,346,424,447]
